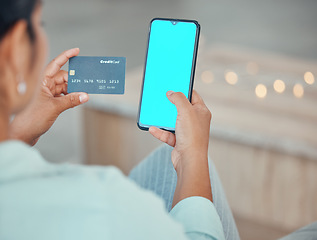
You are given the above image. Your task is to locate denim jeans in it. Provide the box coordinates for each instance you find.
[129,144,240,240]
[279,222,317,240]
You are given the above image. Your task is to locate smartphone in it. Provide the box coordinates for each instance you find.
[137,18,200,132]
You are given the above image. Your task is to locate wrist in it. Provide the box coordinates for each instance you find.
[174,149,209,174]
[176,156,209,180]
[9,126,37,146]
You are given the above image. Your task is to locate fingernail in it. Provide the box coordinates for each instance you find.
[167,91,175,96]
[70,47,80,53]
[79,94,88,103]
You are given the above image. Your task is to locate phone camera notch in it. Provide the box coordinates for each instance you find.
[171,21,178,25]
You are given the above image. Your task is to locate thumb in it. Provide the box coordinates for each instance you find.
[55,92,89,113]
[166,91,191,114]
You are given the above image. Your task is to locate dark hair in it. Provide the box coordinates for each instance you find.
[0,0,39,42]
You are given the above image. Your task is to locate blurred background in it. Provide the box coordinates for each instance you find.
[36,0,317,239]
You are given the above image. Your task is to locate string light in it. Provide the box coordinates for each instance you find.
[304,72,315,85]
[293,84,304,98]
[225,71,238,85]
[255,84,267,98]
[273,79,285,93]
[201,70,214,83]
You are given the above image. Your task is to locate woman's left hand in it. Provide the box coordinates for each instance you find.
[9,48,89,146]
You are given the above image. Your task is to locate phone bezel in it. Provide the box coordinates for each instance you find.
[137,17,201,133]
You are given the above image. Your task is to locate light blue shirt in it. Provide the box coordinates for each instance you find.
[0,141,225,240]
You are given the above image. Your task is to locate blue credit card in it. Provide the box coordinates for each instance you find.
[67,56,126,94]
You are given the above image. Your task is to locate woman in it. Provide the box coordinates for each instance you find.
[2,1,316,239]
[1,0,238,239]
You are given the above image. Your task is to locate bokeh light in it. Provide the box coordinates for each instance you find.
[246,61,259,75]
[255,84,267,98]
[304,72,315,85]
[201,70,214,83]
[273,79,286,93]
[225,71,238,85]
[293,84,304,98]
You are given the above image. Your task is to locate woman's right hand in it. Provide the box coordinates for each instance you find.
[9,48,88,146]
[149,90,213,207]
[149,90,212,172]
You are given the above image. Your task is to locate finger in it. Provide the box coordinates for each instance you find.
[149,127,176,147]
[53,70,68,85]
[45,48,80,78]
[54,83,68,96]
[44,70,68,90]
[191,90,204,105]
[54,92,89,113]
[166,91,191,114]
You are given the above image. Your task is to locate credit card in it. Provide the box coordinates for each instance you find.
[67,56,126,94]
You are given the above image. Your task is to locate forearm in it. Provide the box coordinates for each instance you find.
[172,155,213,208]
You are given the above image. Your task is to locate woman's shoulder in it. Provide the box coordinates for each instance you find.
[0,139,164,211]
[0,140,123,183]
[0,141,187,240]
